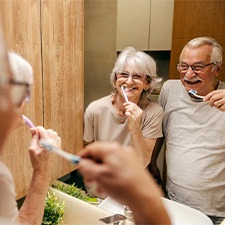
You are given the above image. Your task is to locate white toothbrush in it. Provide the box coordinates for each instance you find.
[39,139,81,164]
[188,89,204,102]
[121,86,129,102]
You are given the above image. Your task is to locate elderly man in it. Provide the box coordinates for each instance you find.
[149,37,225,225]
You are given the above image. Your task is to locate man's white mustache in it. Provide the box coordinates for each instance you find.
[184,77,203,83]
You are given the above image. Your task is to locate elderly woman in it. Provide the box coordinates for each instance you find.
[8,51,34,129]
[8,51,33,108]
[0,49,61,225]
[84,47,163,167]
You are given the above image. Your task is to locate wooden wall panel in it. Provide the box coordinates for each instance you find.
[170,0,225,81]
[0,0,43,199]
[41,0,84,179]
[0,0,84,199]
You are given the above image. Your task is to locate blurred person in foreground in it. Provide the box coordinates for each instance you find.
[84,47,163,168]
[0,31,61,225]
[8,50,33,124]
[78,141,171,225]
[149,37,225,225]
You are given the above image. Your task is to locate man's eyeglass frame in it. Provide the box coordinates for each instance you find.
[176,62,217,73]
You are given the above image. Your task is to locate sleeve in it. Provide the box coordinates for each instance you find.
[83,106,94,143]
[158,80,173,136]
[142,104,164,139]
[158,81,169,109]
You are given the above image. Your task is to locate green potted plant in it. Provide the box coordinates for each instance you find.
[51,182,98,204]
[42,191,65,225]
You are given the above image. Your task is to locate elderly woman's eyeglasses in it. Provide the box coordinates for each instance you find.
[176,62,216,73]
[116,72,146,81]
[9,79,30,106]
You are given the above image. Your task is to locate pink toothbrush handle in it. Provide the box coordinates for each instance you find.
[22,115,35,128]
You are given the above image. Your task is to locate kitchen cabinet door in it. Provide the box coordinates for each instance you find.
[116,0,174,51]
[116,0,151,51]
[149,0,174,50]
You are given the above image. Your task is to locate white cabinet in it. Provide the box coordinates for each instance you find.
[116,0,174,51]
[117,0,151,51]
[149,0,174,50]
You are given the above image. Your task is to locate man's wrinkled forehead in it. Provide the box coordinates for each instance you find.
[180,45,212,63]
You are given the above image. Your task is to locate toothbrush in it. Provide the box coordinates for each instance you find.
[39,139,81,164]
[121,86,129,102]
[188,89,204,102]
[22,114,35,128]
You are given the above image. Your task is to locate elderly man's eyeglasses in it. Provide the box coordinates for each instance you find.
[116,72,146,81]
[9,79,31,106]
[176,62,216,73]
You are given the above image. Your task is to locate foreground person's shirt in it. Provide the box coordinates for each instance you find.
[0,159,19,224]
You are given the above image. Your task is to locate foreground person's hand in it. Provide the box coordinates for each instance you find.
[78,141,171,225]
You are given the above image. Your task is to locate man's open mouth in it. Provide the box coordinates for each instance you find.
[184,80,202,85]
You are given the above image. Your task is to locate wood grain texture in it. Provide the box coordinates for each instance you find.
[170,0,225,81]
[0,0,43,199]
[0,0,84,199]
[41,0,84,181]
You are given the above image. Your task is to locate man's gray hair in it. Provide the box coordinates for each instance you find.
[180,37,223,65]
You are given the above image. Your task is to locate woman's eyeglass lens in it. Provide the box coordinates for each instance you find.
[9,79,30,106]
[176,62,216,73]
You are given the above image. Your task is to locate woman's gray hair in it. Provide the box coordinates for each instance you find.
[110,47,162,109]
[8,51,33,85]
[180,37,223,65]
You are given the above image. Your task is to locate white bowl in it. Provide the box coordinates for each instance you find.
[99,197,213,225]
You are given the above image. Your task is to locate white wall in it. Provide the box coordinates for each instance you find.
[84,0,117,109]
